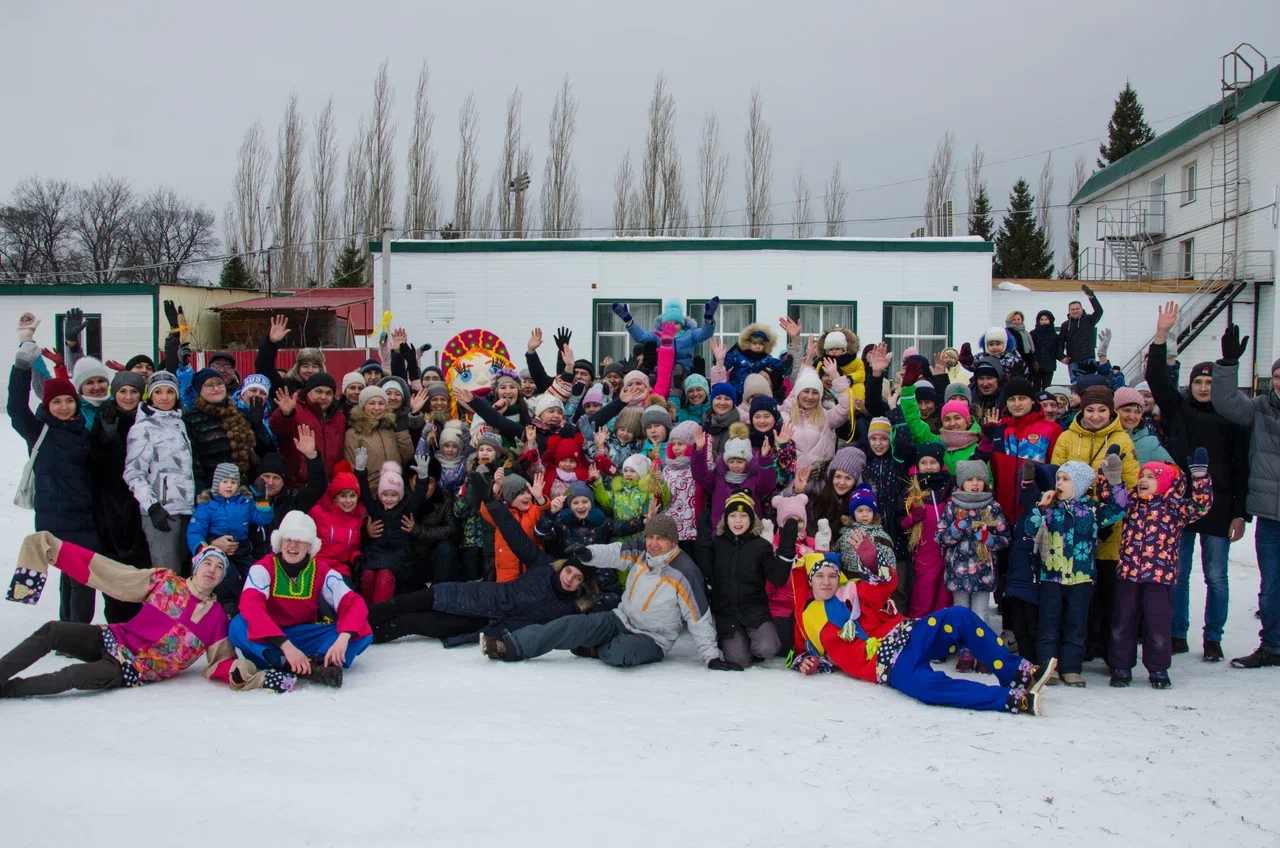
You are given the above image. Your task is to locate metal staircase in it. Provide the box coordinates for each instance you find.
[1096,205,1156,281]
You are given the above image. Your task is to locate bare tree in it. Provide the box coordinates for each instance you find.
[696,113,729,236]
[493,88,532,238]
[403,60,440,240]
[1064,154,1090,278]
[454,93,481,236]
[743,86,773,237]
[124,187,217,284]
[823,160,847,236]
[1037,151,1055,256]
[966,141,985,223]
[540,76,582,238]
[613,151,636,236]
[923,131,956,236]
[70,176,134,282]
[0,176,76,281]
[366,60,397,271]
[640,74,685,236]
[792,169,812,238]
[310,97,339,285]
[230,121,271,279]
[341,123,370,245]
[273,92,308,287]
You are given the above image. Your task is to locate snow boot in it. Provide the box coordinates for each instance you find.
[1202,641,1224,663]
[1006,687,1042,717]
[301,655,343,688]
[1025,657,1057,697]
[1109,669,1132,687]
[955,648,976,673]
[1171,637,1189,655]
[1059,672,1087,688]
[1230,646,1280,669]
[481,633,519,661]
[1149,671,1171,690]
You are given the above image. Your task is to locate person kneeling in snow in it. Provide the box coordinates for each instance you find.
[789,553,1056,715]
[481,514,740,671]
[0,534,270,696]
[228,511,373,689]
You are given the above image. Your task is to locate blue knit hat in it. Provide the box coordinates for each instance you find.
[749,394,781,426]
[566,481,595,506]
[191,367,223,394]
[848,484,879,517]
[710,382,737,403]
[683,373,710,398]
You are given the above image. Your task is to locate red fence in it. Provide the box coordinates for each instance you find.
[196,348,374,380]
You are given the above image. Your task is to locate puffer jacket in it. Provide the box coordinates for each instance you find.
[186,488,273,553]
[781,374,852,468]
[124,403,196,516]
[88,402,149,565]
[1006,463,1057,605]
[1118,472,1212,585]
[1126,424,1173,466]
[269,395,347,488]
[1051,414,1140,559]
[344,406,414,493]
[937,497,1011,593]
[535,505,644,559]
[409,488,462,559]
[981,407,1062,525]
[585,539,723,663]
[1030,311,1059,375]
[863,448,910,559]
[708,520,790,639]
[1027,480,1126,585]
[309,492,367,577]
[481,501,544,583]
[1210,360,1280,521]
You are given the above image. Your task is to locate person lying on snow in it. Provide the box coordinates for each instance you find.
[1,536,291,696]
[788,552,1056,715]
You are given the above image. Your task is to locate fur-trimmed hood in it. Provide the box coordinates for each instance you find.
[348,405,399,435]
[818,326,860,355]
[737,322,778,351]
[715,509,765,537]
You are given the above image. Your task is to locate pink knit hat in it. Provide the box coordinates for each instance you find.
[1113,387,1144,410]
[941,398,972,426]
[772,494,808,530]
[377,461,404,499]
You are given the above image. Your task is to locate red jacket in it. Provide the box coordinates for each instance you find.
[240,553,371,641]
[984,408,1061,525]
[268,397,347,488]
[308,494,367,577]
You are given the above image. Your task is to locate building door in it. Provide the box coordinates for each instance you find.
[1147,176,1165,234]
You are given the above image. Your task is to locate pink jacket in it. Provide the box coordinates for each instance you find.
[308,495,367,578]
[781,376,851,469]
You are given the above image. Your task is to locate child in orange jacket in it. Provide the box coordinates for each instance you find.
[481,469,546,582]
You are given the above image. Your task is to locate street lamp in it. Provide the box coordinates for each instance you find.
[509,171,530,238]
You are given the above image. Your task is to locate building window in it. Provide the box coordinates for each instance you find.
[1180,238,1195,279]
[54,312,103,360]
[1181,162,1197,205]
[687,299,757,367]
[593,299,661,367]
[883,303,951,360]
[786,301,857,339]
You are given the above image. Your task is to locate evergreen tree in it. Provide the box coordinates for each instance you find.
[968,185,994,240]
[993,179,1054,279]
[331,241,366,288]
[1098,82,1156,168]
[439,222,462,240]
[218,250,254,290]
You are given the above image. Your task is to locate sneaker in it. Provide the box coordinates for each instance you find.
[1060,672,1087,688]
[1230,646,1280,669]
[301,655,342,688]
[1171,637,1189,655]
[570,646,599,659]
[480,633,508,661]
[1202,641,1224,663]
[1109,669,1132,687]
[1149,671,1171,689]
[955,649,976,673]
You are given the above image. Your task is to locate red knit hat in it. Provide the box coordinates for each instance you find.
[41,377,78,412]
[1140,461,1181,497]
[327,468,360,498]
[552,436,584,464]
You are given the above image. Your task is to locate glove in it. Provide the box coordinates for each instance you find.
[147,503,172,533]
[901,358,924,389]
[553,326,572,352]
[959,342,974,370]
[708,658,744,672]
[1220,323,1249,366]
[1101,444,1124,486]
[1189,447,1209,478]
[1096,328,1112,359]
[814,518,832,552]
[17,313,39,344]
[179,343,193,367]
[776,517,797,554]
[250,475,268,497]
[1010,359,1026,378]
[414,455,431,478]
[1021,460,1037,487]
[1081,284,1096,299]
[571,380,586,397]
[105,359,126,371]
[63,307,86,342]
[353,446,368,472]
[163,300,180,331]
[703,296,720,323]
[980,417,1000,438]
[13,341,41,370]
[41,347,64,371]
[468,471,496,503]
[610,302,633,324]
[247,397,266,419]
[564,543,593,564]
[97,404,119,437]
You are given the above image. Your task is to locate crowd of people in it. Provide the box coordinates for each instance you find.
[3,285,1278,716]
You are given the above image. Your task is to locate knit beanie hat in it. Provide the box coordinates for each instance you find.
[912,379,936,403]
[501,473,530,504]
[1002,376,1037,405]
[553,437,583,464]
[791,368,823,397]
[426,382,450,398]
[723,432,753,462]
[271,510,322,557]
[1132,381,1152,395]
[710,382,737,403]
[147,370,179,393]
[1188,362,1213,385]
[615,407,643,436]
[683,374,710,398]
[985,326,1007,345]
[240,374,272,396]
[848,483,878,517]
[341,371,366,392]
[492,370,521,391]
[749,394,781,424]
[623,370,650,390]
[379,375,409,400]
[304,372,337,394]
[1046,385,1072,400]
[829,446,867,480]
[257,453,288,479]
[742,373,771,403]
[644,513,679,543]
[1058,461,1097,500]
[941,398,973,426]
[669,420,699,446]
[474,431,507,458]
[110,369,145,395]
[191,368,223,394]
[69,356,109,392]
[212,463,240,489]
[771,493,808,529]
[823,333,847,351]
[917,442,946,466]
[1113,387,1144,410]
[573,359,596,379]
[440,420,464,448]
[192,546,229,577]
[358,385,388,408]
[41,377,78,411]
[373,461,404,500]
[867,417,892,438]
[1079,385,1115,411]
[623,453,652,478]
[944,383,971,403]
[641,404,672,431]
[124,354,155,372]
[583,385,605,406]
[566,481,595,505]
[359,358,383,376]
[724,491,758,522]
[1141,461,1181,497]
[422,365,444,381]
[327,468,360,498]
[533,394,565,418]
[972,358,1002,381]
[603,362,627,379]
[955,460,989,487]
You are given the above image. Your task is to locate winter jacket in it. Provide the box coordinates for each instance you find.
[88,402,149,566]
[981,408,1061,525]
[901,384,981,474]
[1027,480,1126,585]
[781,374,852,468]
[269,396,347,488]
[1050,414,1139,559]
[863,448,910,559]
[1058,293,1103,362]
[837,523,897,579]
[185,398,256,492]
[978,330,1026,378]
[585,539,723,663]
[708,523,790,639]
[1030,311,1059,376]
[788,555,903,683]
[7,366,98,548]
[187,489,273,553]
[1210,361,1280,521]
[409,488,462,560]
[1147,344,1249,536]
[625,314,716,372]
[1006,464,1057,605]
[481,501,544,583]
[344,407,414,493]
[1118,472,1212,585]
[723,347,786,400]
[900,475,952,615]
[358,466,430,580]
[690,439,779,527]
[937,497,1010,593]
[535,505,644,559]
[661,458,699,541]
[309,493,367,578]
[1127,424,1173,466]
[124,403,196,516]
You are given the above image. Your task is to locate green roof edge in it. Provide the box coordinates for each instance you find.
[367,237,993,255]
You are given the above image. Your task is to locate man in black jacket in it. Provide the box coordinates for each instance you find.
[1058,284,1104,380]
[1147,303,1249,662]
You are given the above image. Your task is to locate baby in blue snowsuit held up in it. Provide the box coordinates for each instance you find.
[188,462,273,611]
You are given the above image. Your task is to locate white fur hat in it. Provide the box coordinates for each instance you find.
[823,333,847,351]
[271,510,322,558]
[985,326,1007,345]
[723,437,753,462]
[533,394,564,417]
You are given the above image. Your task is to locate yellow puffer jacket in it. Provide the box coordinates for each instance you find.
[1050,415,1139,560]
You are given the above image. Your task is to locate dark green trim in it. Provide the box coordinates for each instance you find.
[882,301,954,348]
[151,288,160,358]
[0,283,156,296]
[687,298,756,362]
[591,298,661,364]
[1072,64,1280,206]
[369,237,993,255]
[786,299,859,333]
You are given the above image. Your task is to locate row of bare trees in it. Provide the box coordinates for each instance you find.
[0,175,216,284]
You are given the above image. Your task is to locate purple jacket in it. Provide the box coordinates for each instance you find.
[691,441,778,527]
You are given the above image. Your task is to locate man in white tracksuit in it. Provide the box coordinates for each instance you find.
[482,515,742,671]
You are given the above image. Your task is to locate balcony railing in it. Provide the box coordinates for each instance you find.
[1076,247,1274,285]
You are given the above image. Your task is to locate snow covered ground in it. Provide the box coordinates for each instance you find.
[1,416,1278,848]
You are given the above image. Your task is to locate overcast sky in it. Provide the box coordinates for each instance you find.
[4,0,1279,271]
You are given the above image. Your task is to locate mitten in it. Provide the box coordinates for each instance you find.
[814,518,832,552]
[16,313,39,344]
[759,518,775,542]
[1096,328,1112,359]
[703,296,720,323]
[1189,447,1209,478]
[959,342,974,370]
[1021,460,1036,487]
[1081,284,1096,299]
[148,503,172,533]
[13,341,41,370]
[1101,445,1124,486]
[564,543,593,564]
[909,505,926,523]
[611,302,633,324]
[901,358,924,389]
[251,476,268,497]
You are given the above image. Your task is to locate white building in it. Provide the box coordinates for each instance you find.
[1070,50,1280,386]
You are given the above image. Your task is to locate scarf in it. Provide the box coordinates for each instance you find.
[194,396,256,477]
[703,408,740,453]
[556,468,578,483]
[938,428,979,452]
[950,491,997,563]
[436,451,465,470]
[725,470,749,485]
[81,394,109,408]
[664,451,691,471]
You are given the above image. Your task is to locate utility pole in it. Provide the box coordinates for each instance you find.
[509,171,530,238]
[381,223,394,319]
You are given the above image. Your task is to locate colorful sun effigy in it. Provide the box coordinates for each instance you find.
[440,328,514,418]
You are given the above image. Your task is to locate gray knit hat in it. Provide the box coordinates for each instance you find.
[501,473,530,504]
[643,513,679,543]
[955,460,989,487]
[828,447,867,480]
[212,463,240,489]
[641,404,672,431]
[110,370,146,395]
[147,370,179,392]
[1057,461,1097,501]
[943,383,972,403]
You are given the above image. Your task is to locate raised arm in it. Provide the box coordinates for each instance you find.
[1208,324,1254,428]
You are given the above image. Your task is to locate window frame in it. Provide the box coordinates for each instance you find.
[881,302,953,359]
[1181,162,1197,206]
[591,298,662,366]
[686,298,757,363]
[1180,238,1195,279]
[785,300,859,337]
[54,312,103,361]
